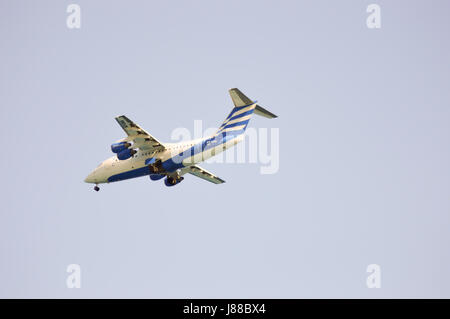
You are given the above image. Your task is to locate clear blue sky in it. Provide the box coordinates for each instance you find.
[1,0,449,297]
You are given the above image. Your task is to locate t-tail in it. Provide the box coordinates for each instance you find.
[215,88,277,138]
[179,88,277,168]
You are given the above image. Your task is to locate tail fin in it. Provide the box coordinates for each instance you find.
[216,88,277,136]
[229,88,254,107]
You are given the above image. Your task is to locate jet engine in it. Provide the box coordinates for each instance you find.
[164,176,184,187]
[117,148,136,160]
[111,142,131,153]
[149,174,165,181]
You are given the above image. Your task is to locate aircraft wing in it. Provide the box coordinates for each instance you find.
[115,115,165,152]
[186,165,225,184]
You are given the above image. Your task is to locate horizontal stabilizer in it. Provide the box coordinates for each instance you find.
[254,104,277,119]
[229,88,277,118]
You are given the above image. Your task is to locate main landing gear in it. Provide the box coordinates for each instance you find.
[94,185,100,192]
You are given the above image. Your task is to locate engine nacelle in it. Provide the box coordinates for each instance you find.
[111,142,131,153]
[164,176,184,187]
[117,148,136,160]
[149,174,165,181]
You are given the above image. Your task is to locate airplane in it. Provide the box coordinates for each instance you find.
[84,88,277,191]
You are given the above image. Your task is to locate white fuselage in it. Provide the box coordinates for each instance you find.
[84,134,242,184]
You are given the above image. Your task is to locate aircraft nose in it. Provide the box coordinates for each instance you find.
[84,170,96,183]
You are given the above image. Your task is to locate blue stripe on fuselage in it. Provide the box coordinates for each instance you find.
[222,103,255,122]
[222,119,250,130]
[107,165,150,182]
[227,109,254,122]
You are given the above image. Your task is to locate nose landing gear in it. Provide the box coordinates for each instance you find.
[94,185,100,192]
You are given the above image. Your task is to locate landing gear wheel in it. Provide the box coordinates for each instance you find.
[94,186,100,192]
